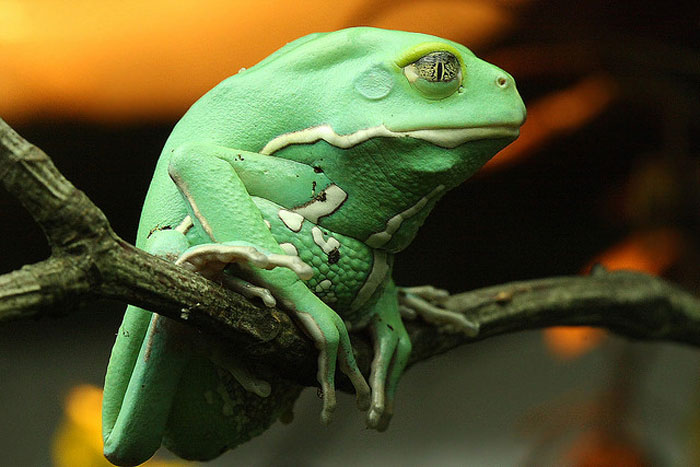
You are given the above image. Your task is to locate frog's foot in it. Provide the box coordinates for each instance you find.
[366,313,411,432]
[398,285,479,337]
[290,302,370,425]
[176,241,313,307]
[220,274,277,308]
[184,326,272,397]
[177,241,313,279]
[212,355,271,398]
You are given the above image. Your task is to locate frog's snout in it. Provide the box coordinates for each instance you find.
[494,71,527,126]
[495,73,512,90]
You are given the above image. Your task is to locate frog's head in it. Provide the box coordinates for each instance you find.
[220,27,526,193]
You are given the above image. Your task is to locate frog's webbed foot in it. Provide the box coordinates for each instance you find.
[291,304,371,424]
[398,285,479,337]
[366,310,411,432]
[176,241,313,307]
[185,315,272,398]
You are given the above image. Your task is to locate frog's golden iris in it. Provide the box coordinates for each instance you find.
[403,50,463,99]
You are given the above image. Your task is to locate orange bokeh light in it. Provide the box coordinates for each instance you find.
[485,74,617,172]
[1,0,516,122]
[545,228,684,360]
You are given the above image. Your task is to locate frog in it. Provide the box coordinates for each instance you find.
[102,26,526,466]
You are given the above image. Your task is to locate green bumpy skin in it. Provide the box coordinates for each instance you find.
[102,27,526,466]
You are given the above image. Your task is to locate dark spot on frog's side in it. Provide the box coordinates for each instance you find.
[315,192,327,202]
[387,324,394,331]
[327,248,340,264]
[147,224,172,239]
[313,166,324,173]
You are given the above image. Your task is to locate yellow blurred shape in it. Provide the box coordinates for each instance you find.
[1,0,514,122]
[485,74,618,171]
[52,384,191,467]
[544,327,607,361]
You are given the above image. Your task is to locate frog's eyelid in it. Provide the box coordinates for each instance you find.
[404,65,420,83]
[394,41,464,71]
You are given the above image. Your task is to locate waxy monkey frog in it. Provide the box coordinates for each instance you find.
[102,27,526,465]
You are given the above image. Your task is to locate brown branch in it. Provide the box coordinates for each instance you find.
[1,117,699,391]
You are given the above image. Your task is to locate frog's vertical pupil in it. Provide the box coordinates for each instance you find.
[412,51,459,83]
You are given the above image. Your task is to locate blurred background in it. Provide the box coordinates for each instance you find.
[0,0,698,465]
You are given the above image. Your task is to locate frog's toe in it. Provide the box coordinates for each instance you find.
[190,331,272,397]
[318,363,337,426]
[366,314,411,431]
[399,289,479,336]
[366,339,391,428]
[220,274,277,307]
[400,285,450,303]
[339,353,371,411]
[215,361,271,398]
[261,253,314,280]
[291,301,371,423]
[333,315,370,411]
[375,399,394,432]
[293,308,339,425]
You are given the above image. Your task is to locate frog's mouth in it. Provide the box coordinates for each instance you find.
[260,124,519,155]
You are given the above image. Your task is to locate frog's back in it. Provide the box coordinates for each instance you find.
[136,36,314,248]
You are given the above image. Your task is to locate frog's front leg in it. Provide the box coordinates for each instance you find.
[366,281,412,431]
[168,142,370,422]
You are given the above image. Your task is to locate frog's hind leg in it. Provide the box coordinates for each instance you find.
[103,311,192,466]
[102,229,192,466]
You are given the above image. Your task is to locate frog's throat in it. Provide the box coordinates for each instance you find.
[260,123,518,155]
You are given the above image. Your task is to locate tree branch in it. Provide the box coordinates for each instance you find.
[1,117,699,390]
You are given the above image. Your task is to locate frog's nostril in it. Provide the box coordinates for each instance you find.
[496,76,509,88]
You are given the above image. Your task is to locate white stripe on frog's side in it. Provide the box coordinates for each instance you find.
[279,242,298,256]
[260,123,519,155]
[175,215,194,234]
[311,227,341,254]
[351,249,390,311]
[366,185,445,248]
[278,209,304,232]
[291,184,347,223]
[171,172,217,241]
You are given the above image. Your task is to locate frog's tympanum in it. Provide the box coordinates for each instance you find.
[102,27,526,465]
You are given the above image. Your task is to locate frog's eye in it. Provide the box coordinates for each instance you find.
[403,51,462,99]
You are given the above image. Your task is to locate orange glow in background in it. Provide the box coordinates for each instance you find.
[485,75,617,172]
[544,228,685,360]
[0,0,521,123]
